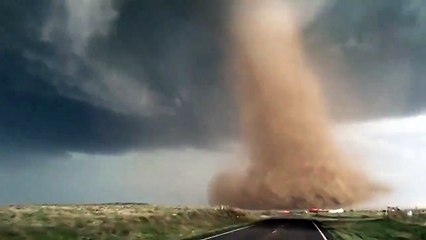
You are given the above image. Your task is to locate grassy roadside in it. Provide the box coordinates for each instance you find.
[323,218,426,240]
[0,205,257,240]
[2,204,426,240]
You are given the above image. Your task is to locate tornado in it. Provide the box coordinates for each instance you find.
[208,0,387,210]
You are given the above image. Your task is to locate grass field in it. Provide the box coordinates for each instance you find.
[324,218,426,240]
[319,211,426,240]
[0,204,255,240]
[0,204,425,240]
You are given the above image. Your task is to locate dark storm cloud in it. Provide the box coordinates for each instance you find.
[0,68,229,165]
[0,0,235,165]
[305,0,426,120]
[2,0,426,165]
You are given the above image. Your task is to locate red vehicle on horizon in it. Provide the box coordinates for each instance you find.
[277,209,291,215]
[308,207,319,213]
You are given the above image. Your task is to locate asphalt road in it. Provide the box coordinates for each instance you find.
[200,219,333,240]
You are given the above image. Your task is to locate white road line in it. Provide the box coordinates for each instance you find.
[312,221,328,240]
[200,225,253,240]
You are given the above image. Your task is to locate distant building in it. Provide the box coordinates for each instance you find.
[328,208,344,214]
[386,206,404,218]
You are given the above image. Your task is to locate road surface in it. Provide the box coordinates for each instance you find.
[199,219,332,240]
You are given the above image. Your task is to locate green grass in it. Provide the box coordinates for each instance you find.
[0,205,256,240]
[2,205,425,239]
[324,218,426,240]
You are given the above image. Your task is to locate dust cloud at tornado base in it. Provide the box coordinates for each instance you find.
[208,0,388,210]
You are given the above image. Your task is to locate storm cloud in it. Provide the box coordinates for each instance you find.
[306,0,426,120]
[1,0,426,174]
[0,0,235,166]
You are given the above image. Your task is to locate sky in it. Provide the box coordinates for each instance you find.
[1,0,426,208]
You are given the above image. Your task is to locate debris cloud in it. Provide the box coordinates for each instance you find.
[209,0,387,210]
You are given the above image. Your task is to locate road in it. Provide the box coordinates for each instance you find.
[199,219,332,240]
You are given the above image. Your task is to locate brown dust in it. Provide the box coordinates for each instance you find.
[208,0,387,210]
